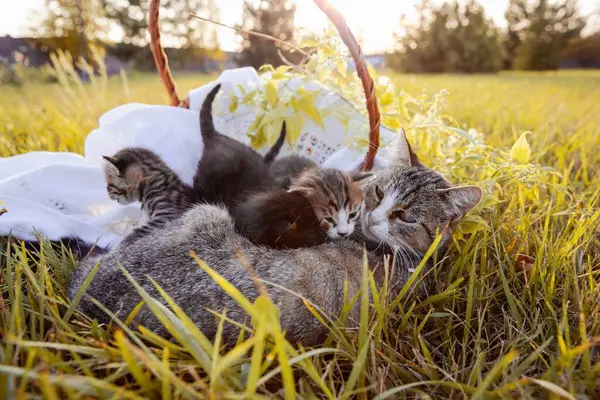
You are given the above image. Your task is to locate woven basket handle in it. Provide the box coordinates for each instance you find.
[148,0,380,170]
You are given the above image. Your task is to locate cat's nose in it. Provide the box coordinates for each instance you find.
[338,230,348,237]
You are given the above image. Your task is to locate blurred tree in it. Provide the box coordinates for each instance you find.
[236,0,298,68]
[33,0,107,62]
[505,0,586,70]
[386,0,504,73]
[104,0,220,48]
[561,32,600,68]
[34,0,220,69]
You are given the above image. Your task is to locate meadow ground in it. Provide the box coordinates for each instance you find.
[0,70,599,398]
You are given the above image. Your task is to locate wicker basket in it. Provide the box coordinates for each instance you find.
[148,0,381,171]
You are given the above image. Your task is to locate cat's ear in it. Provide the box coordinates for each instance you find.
[389,128,421,167]
[437,186,483,218]
[102,155,120,177]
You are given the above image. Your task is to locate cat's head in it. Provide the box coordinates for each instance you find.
[288,168,374,240]
[102,149,149,205]
[361,129,482,254]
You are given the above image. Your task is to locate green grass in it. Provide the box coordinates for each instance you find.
[1,68,600,399]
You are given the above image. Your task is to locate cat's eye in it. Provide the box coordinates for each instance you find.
[391,210,417,224]
[348,211,358,220]
[324,217,335,224]
[375,185,385,201]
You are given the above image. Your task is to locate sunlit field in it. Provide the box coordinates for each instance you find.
[1,69,600,398]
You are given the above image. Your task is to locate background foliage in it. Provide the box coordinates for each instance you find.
[386,0,596,73]
[386,0,505,73]
[506,0,586,70]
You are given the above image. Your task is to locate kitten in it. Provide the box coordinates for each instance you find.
[193,83,287,209]
[69,129,483,347]
[286,168,372,239]
[102,147,195,238]
[232,168,372,248]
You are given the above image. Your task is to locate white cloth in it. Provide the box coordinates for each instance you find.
[0,67,397,249]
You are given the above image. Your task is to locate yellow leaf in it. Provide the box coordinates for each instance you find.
[380,91,394,106]
[247,115,262,134]
[265,81,279,107]
[242,90,256,105]
[284,114,304,144]
[265,120,284,144]
[258,107,287,130]
[298,95,324,129]
[510,132,531,164]
[250,130,266,149]
[259,64,275,73]
[237,84,246,95]
[273,65,292,80]
[385,116,401,130]
[229,96,238,113]
[299,36,318,48]
[290,96,300,113]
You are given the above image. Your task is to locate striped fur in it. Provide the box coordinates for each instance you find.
[102,148,195,241]
[287,168,373,240]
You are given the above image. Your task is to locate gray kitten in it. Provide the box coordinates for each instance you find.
[102,147,195,242]
[68,130,482,347]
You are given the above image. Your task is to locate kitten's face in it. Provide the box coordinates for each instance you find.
[360,130,482,254]
[102,155,144,205]
[288,169,373,240]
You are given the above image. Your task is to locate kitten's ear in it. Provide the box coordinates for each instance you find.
[389,128,421,167]
[351,171,376,190]
[102,155,120,177]
[124,166,145,185]
[287,186,314,197]
[351,172,375,182]
[437,186,483,218]
[102,155,117,165]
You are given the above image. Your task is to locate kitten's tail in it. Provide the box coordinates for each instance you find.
[200,83,222,141]
[263,121,287,164]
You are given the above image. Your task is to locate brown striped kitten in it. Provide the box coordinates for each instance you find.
[233,168,373,248]
[102,148,195,239]
[288,168,373,240]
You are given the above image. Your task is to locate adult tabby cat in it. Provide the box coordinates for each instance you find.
[68,130,482,347]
